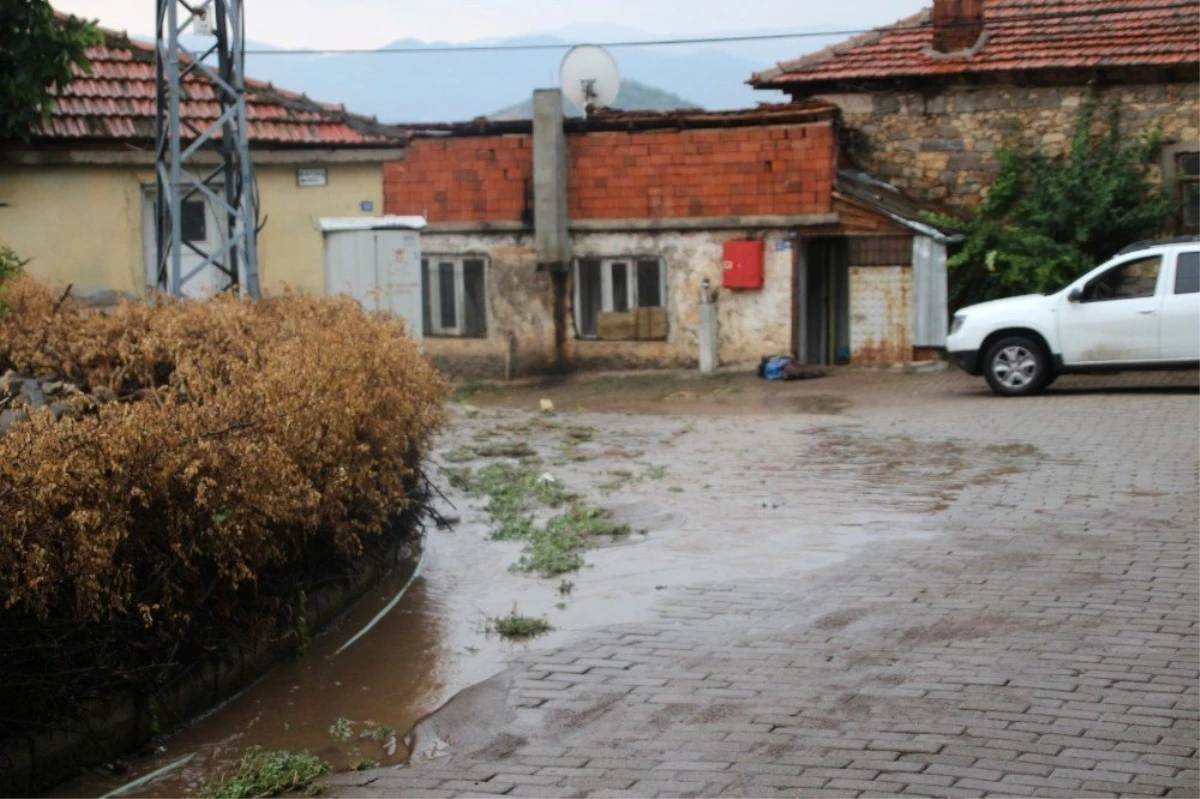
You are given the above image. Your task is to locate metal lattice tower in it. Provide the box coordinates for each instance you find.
[155,0,260,298]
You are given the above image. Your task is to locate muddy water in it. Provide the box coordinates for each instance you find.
[54,564,449,798]
[50,375,985,797]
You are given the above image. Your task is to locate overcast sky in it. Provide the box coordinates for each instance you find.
[53,0,927,49]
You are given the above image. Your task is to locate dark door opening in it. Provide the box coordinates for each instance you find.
[795,236,850,365]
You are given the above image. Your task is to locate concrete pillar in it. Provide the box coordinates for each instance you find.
[532,89,571,368]
[532,89,569,269]
[698,283,719,373]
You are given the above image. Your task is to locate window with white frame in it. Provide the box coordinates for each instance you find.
[574,256,666,339]
[421,256,487,337]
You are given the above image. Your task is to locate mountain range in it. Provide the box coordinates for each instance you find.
[162,23,850,123]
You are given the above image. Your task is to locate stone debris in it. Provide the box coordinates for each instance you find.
[0,370,99,435]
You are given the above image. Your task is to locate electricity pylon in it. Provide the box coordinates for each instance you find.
[155,0,260,298]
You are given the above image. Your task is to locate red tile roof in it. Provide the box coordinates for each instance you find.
[34,25,405,147]
[752,0,1200,90]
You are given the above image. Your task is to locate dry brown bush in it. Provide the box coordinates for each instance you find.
[0,276,447,725]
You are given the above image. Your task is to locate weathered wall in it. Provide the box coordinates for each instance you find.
[0,165,146,297]
[821,82,1200,208]
[0,161,383,299]
[419,228,797,378]
[256,162,384,295]
[384,121,836,223]
[572,230,795,369]
[849,265,912,364]
[417,231,555,380]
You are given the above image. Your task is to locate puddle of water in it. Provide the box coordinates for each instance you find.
[53,565,445,799]
[49,403,1013,797]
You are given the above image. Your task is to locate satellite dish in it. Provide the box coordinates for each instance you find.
[559,45,620,117]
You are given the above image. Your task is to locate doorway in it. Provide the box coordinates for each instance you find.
[795,236,850,365]
[141,189,230,297]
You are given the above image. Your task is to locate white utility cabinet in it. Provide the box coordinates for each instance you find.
[320,216,426,341]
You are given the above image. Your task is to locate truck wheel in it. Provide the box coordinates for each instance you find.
[983,336,1051,397]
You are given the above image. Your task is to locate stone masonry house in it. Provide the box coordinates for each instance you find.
[0,25,408,303]
[750,0,1200,233]
[385,101,957,379]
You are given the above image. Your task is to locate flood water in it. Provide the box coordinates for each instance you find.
[54,562,448,798]
[49,379,955,798]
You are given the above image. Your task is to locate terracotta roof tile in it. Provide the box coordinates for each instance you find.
[33,24,405,147]
[752,0,1200,88]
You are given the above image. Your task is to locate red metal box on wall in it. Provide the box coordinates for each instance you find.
[722,240,764,290]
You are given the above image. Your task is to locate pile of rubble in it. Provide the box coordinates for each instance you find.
[0,371,98,435]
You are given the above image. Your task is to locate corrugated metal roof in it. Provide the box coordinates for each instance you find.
[30,25,407,148]
[752,0,1200,89]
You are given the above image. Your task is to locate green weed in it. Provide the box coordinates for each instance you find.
[491,607,552,640]
[205,749,331,798]
[327,717,354,742]
[442,446,478,464]
[472,440,538,459]
[348,758,378,772]
[512,503,628,577]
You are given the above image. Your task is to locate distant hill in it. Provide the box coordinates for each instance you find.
[490,79,702,120]
[150,24,855,123]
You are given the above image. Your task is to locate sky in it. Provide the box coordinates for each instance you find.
[53,0,928,49]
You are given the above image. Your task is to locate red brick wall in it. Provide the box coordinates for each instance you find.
[384,135,531,222]
[383,121,835,222]
[568,123,834,218]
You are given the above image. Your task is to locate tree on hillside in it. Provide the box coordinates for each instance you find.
[937,98,1176,310]
[0,0,100,142]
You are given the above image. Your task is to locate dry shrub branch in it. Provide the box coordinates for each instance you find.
[0,276,447,728]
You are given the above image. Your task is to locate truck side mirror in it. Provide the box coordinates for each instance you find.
[1068,287,1083,303]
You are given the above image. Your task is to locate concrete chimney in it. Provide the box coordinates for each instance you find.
[932,0,984,53]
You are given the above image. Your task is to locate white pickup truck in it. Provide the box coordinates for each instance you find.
[946,237,1200,396]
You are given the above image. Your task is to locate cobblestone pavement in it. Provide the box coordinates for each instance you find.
[327,370,1199,798]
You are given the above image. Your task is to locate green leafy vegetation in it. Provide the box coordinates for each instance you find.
[0,2,101,141]
[491,607,552,640]
[513,503,630,577]
[327,717,354,742]
[348,758,378,772]
[933,98,1175,309]
[0,247,24,316]
[205,749,331,798]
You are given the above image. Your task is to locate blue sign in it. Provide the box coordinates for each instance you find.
[360,200,375,212]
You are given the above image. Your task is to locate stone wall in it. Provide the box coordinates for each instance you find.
[820,82,1200,208]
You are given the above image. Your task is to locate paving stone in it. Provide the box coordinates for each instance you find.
[322,372,1199,798]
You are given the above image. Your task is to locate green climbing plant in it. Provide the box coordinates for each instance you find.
[932,97,1177,310]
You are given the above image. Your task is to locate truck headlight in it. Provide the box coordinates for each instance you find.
[949,314,965,335]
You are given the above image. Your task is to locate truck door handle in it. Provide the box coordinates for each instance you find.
[1137,309,1156,315]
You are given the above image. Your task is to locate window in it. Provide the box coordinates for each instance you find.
[180,199,207,243]
[421,256,486,337]
[1175,251,1200,295]
[574,257,666,339]
[1176,151,1199,234]
[1082,255,1161,302]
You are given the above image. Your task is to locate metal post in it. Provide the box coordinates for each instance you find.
[155,0,260,298]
